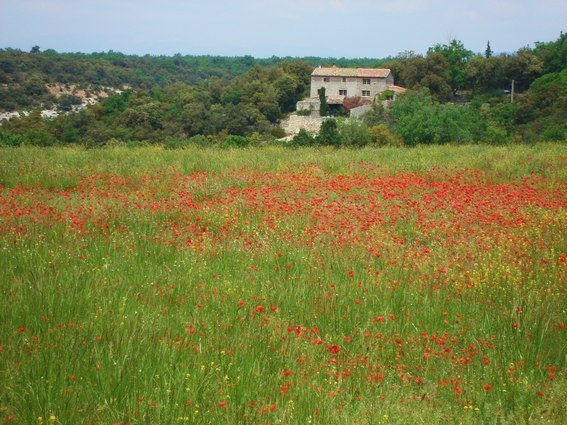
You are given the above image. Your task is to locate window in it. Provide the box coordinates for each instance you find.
[362,90,371,97]
[323,77,330,82]
[339,89,347,96]
[362,78,371,85]
[342,77,347,82]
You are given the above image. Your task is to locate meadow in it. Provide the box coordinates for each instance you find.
[0,144,566,424]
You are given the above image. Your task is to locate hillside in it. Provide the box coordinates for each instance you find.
[0,32,566,146]
[0,49,384,112]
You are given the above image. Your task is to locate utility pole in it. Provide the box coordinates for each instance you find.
[510,80,515,103]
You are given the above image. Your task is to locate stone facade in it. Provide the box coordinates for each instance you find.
[309,66,394,102]
[296,66,404,116]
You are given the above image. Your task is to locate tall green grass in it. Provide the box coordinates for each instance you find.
[0,144,566,424]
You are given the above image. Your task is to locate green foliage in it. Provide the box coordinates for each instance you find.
[57,94,83,111]
[429,39,473,95]
[296,108,312,116]
[378,89,395,101]
[534,31,567,74]
[387,89,505,146]
[1,32,566,147]
[317,118,340,146]
[0,130,25,147]
[290,128,315,147]
[368,124,403,147]
[1,145,565,424]
[220,134,249,148]
[337,118,371,147]
[318,86,329,116]
[513,67,567,140]
[389,89,438,145]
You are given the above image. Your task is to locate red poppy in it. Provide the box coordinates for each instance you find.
[327,345,340,355]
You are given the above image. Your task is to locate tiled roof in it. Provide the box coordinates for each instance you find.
[387,85,407,94]
[312,66,391,78]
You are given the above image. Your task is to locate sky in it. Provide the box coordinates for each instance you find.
[1,0,566,58]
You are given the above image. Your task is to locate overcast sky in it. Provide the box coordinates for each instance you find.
[1,0,565,58]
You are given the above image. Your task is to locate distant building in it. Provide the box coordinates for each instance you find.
[297,66,405,116]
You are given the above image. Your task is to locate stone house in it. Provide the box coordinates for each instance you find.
[296,66,405,116]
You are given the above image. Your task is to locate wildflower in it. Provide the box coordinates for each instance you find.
[327,345,340,355]
[482,384,492,391]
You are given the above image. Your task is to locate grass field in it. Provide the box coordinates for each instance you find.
[1,144,566,424]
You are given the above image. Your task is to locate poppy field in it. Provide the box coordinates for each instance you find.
[1,144,566,424]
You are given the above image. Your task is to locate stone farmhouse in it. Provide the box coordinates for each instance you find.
[296,66,405,116]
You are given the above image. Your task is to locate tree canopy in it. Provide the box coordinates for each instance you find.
[1,32,566,147]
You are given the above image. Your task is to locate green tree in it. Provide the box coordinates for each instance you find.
[318,87,329,116]
[485,41,493,59]
[291,128,315,147]
[534,31,567,74]
[464,55,503,94]
[337,118,371,147]
[502,47,544,92]
[317,118,340,146]
[429,39,473,95]
[391,89,440,145]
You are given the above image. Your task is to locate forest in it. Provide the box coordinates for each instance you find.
[0,31,566,147]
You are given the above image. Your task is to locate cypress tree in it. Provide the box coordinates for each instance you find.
[318,87,329,116]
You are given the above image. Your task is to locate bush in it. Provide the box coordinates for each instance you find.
[188,135,213,147]
[290,128,315,147]
[163,137,192,150]
[368,124,403,147]
[543,125,566,141]
[296,108,312,116]
[317,118,340,147]
[220,134,249,148]
[0,130,25,147]
[337,118,371,147]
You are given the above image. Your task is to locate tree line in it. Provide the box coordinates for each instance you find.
[0,32,565,147]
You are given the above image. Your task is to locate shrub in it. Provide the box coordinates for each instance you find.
[337,118,371,147]
[543,125,566,141]
[0,131,25,147]
[188,135,213,147]
[220,134,249,149]
[290,128,315,147]
[163,137,192,150]
[296,108,312,116]
[317,118,340,147]
[368,124,403,147]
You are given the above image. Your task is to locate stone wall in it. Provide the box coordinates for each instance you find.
[280,114,325,136]
[310,74,394,100]
[296,98,320,116]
